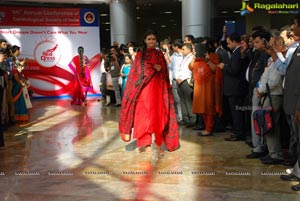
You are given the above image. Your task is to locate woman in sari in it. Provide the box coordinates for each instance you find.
[68,46,92,106]
[189,41,222,136]
[119,30,179,156]
[120,54,132,96]
[12,64,29,122]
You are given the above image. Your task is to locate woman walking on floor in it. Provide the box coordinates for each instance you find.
[119,30,180,155]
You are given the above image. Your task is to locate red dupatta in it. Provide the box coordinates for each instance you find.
[119,48,179,151]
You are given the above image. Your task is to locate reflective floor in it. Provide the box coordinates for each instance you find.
[0,98,300,201]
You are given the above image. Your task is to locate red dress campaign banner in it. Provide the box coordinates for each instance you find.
[0,7,98,27]
[0,6,101,98]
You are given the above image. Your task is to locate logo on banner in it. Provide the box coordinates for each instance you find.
[240,1,299,16]
[240,1,254,16]
[84,12,95,24]
[34,38,61,67]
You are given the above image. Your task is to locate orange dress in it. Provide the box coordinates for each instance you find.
[190,54,219,115]
[189,53,222,132]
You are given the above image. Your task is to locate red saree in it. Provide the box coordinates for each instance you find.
[68,55,93,105]
[119,48,179,151]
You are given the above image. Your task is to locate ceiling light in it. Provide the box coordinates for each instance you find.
[100,14,108,16]
[161,25,166,28]
[233,10,241,13]
[220,11,228,14]
[164,11,173,14]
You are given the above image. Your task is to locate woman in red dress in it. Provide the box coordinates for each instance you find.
[68,46,92,105]
[119,30,179,155]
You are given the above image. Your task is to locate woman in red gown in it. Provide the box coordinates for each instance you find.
[119,30,179,155]
[68,46,92,105]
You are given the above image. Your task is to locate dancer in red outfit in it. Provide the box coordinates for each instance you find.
[68,46,93,105]
[119,30,180,155]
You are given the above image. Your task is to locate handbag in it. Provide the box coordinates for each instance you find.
[253,83,274,136]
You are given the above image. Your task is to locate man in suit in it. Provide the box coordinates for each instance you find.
[280,38,300,191]
[218,32,248,141]
[276,17,300,191]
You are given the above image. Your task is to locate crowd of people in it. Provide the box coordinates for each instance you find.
[1,13,300,191]
[0,39,32,149]
[106,15,300,191]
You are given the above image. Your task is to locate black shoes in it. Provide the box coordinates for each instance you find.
[185,122,195,128]
[114,104,121,107]
[192,126,205,130]
[260,155,284,165]
[281,159,297,167]
[225,135,246,141]
[246,151,268,159]
[280,173,300,181]
[198,132,213,136]
[291,184,300,191]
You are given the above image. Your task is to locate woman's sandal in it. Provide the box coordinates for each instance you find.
[156,145,164,157]
[120,133,131,142]
[145,145,152,154]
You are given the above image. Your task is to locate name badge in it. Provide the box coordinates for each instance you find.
[111,65,115,70]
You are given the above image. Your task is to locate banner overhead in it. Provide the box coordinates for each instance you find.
[0,6,101,97]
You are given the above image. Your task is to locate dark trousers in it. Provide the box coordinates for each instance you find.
[177,81,195,123]
[227,95,245,138]
[221,95,232,128]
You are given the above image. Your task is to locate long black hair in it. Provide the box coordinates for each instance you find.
[136,29,157,86]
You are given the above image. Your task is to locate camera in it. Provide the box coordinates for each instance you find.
[107,52,113,61]
[161,48,167,53]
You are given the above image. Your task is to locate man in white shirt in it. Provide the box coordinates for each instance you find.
[175,43,195,127]
[164,39,183,123]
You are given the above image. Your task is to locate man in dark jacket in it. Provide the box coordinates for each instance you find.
[218,32,248,141]
[246,30,271,159]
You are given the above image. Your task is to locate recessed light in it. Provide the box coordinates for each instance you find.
[164,11,172,14]
[161,25,166,28]
[220,11,228,14]
[100,14,108,16]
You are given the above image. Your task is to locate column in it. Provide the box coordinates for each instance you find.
[182,0,211,38]
[110,0,136,45]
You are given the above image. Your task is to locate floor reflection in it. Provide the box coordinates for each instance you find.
[0,98,299,201]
